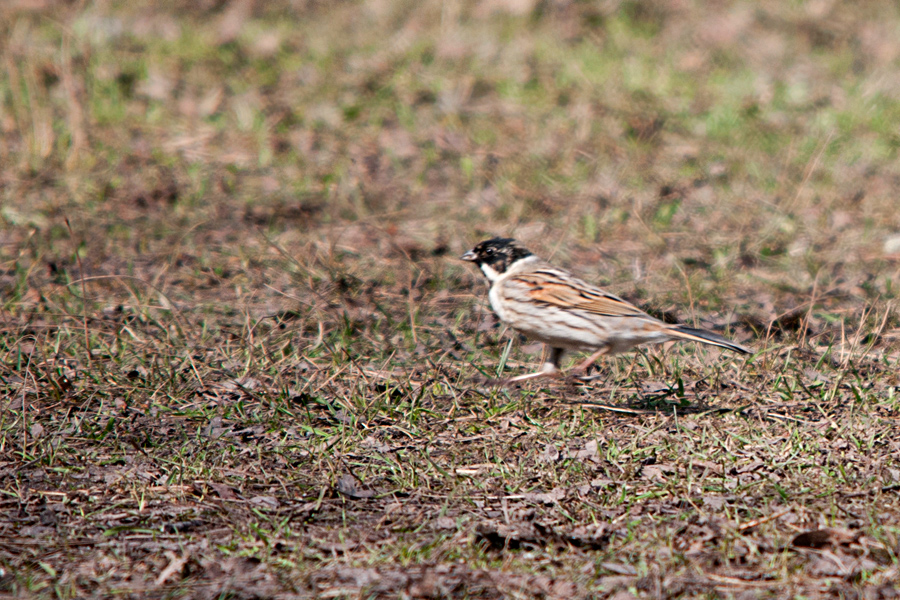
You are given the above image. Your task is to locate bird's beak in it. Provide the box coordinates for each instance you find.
[461,250,477,262]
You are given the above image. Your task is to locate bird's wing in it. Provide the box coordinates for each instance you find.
[507,270,652,318]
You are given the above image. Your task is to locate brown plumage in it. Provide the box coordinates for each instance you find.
[462,237,749,383]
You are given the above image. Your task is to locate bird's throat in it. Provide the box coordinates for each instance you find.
[479,263,503,282]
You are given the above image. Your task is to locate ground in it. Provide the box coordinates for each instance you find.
[2,0,900,598]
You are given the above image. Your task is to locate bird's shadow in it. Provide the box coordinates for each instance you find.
[487,372,746,416]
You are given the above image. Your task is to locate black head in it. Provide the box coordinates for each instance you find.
[461,237,534,279]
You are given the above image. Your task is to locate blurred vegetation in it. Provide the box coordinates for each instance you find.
[3,1,900,274]
[3,1,900,598]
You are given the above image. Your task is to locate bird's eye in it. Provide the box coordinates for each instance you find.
[485,248,495,255]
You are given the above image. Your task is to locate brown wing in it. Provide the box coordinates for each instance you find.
[508,270,652,318]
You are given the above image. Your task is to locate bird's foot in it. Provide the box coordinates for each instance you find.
[566,372,605,383]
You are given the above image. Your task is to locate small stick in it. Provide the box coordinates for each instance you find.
[66,218,92,371]
[737,507,791,532]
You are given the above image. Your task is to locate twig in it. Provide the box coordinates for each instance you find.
[568,401,657,415]
[66,218,92,372]
[737,508,791,532]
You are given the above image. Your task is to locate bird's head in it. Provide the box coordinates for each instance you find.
[461,237,534,282]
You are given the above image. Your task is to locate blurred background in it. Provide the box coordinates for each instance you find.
[3,0,900,344]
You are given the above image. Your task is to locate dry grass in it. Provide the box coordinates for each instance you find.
[2,0,900,597]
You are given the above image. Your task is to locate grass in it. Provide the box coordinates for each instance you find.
[2,0,900,597]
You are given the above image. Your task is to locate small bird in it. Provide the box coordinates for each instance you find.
[461,237,749,383]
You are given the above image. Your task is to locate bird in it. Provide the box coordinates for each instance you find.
[461,237,749,383]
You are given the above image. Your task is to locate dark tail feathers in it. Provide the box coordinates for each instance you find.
[670,326,750,355]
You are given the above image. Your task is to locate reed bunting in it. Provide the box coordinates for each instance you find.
[462,237,749,383]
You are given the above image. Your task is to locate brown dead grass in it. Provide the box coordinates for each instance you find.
[2,0,900,598]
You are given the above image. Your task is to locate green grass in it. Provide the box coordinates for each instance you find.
[2,0,900,597]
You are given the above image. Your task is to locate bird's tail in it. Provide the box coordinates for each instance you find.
[669,325,750,355]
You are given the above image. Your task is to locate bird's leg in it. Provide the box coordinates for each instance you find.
[503,347,564,384]
[570,346,610,379]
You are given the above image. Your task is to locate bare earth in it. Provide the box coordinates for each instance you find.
[2,1,900,598]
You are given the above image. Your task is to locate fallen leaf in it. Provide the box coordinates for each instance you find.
[574,440,599,461]
[702,496,727,510]
[154,551,189,587]
[250,496,279,509]
[522,487,565,504]
[208,483,238,500]
[640,464,674,482]
[336,474,375,499]
[475,521,543,549]
[805,553,880,578]
[360,436,391,453]
[538,445,560,464]
[601,562,637,576]
[568,523,610,549]
[791,528,861,549]
[433,516,457,530]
